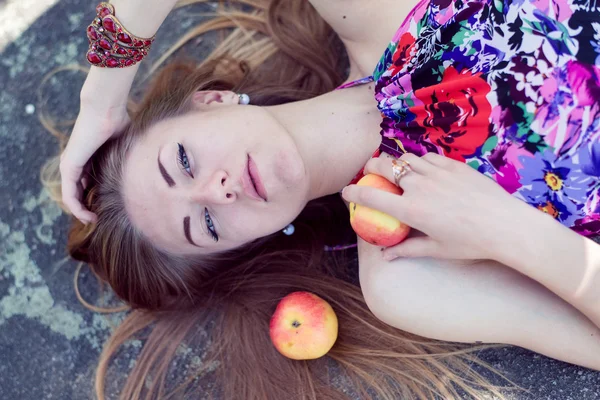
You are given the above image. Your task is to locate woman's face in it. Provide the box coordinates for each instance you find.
[122,104,310,255]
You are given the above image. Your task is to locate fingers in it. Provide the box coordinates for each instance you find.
[73,205,98,224]
[421,152,462,170]
[342,184,414,226]
[364,153,436,178]
[342,154,436,226]
[60,160,97,224]
[359,158,417,191]
[382,236,442,260]
[61,179,97,224]
[56,104,130,225]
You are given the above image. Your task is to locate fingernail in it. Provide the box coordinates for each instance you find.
[341,186,349,199]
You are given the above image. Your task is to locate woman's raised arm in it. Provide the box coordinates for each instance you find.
[60,0,179,223]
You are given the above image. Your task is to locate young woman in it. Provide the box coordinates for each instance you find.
[49,0,600,398]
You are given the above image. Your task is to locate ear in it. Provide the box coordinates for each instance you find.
[191,90,240,109]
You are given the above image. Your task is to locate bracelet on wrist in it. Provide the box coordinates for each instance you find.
[86,2,156,68]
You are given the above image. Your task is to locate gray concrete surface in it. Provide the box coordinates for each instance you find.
[0,1,599,399]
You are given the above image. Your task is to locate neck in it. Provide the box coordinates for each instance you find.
[266,84,381,202]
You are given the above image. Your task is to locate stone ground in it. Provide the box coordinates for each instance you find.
[0,0,599,399]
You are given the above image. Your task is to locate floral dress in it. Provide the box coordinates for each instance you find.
[344,0,600,238]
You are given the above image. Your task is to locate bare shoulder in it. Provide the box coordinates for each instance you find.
[308,0,421,77]
[308,0,413,42]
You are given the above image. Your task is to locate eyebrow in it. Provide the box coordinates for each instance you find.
[183,216,202,248]
[157,149,175,187]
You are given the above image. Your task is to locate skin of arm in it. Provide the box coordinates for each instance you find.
[344,153,600,332]
[490,201,600,329]
[358,237,600,371]
[346,154,600,368]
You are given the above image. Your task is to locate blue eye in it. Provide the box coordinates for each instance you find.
[177,143,193,177]
[204,208,219,242]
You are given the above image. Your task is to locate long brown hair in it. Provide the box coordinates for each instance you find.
[43,0,511,398]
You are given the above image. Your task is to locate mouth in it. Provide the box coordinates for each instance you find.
[249,155,268,201]
[242,154,268,202]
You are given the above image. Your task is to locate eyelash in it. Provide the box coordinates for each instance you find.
[205,208,219,242]
[177,143,219,243]
[177,143,193,178]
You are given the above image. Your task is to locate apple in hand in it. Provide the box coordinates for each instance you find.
[349,174,411,247]
[269,292,338,360]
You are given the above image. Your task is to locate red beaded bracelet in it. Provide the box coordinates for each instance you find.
[86,2,156,68]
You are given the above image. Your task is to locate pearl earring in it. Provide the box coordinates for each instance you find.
[282,224,295,236]
[238,93,250,105]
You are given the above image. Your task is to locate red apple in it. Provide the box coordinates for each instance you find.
[349,174,411,246]
[269,292,338,360]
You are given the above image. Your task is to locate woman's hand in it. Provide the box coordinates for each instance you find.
[59,103,130,224]
[342,152,532,261]
[57,0,181,224]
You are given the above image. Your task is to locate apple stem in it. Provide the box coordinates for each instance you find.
[292,321,301,328]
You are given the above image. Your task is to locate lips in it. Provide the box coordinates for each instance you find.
[241,154,268,202]
[248,155,268,201]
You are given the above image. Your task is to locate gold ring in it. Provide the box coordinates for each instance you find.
[391,159,412,186]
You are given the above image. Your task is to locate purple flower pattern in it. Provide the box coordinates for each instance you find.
[349,0,600,237]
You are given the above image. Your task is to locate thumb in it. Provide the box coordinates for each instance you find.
[382,236,441,260]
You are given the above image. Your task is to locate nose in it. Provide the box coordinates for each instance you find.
[189,169,236,205]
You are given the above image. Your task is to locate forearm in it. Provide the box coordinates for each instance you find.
[80,0,179,107]
[496,203,600,326]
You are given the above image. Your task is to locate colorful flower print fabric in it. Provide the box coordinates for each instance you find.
[372,0,600,237]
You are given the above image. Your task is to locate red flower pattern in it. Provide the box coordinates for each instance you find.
[389,32,416,77]
[409,67,492,161]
